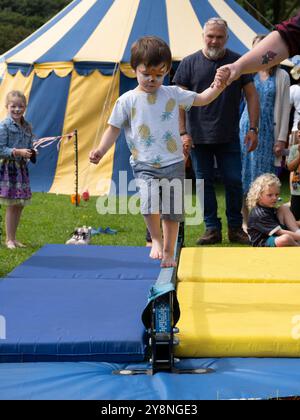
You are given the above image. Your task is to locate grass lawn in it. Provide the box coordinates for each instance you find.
[0,180,291,278]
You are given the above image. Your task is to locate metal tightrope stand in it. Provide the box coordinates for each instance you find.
[149,290,177,373]
[114,223,214,376]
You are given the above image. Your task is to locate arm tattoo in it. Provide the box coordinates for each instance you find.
[261,50,278,65]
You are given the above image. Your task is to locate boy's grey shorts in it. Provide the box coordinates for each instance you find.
[132,160,185,222]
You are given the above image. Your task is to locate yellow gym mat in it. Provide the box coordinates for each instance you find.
[178,247,300,283]
[176,247,300,357]
[176,282,300,357]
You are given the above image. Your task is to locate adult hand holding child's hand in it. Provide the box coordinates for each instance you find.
[213,66,231,89]
[214,63,241,88]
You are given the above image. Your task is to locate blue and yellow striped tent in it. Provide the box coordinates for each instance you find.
[0,0,267,196]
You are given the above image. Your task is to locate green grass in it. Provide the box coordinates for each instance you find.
[0,181,291,278]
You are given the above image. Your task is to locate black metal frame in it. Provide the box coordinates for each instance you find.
[149,278,177,374]
[114,222,214,376]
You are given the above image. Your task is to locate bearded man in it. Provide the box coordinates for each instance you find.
[173,18,259,245]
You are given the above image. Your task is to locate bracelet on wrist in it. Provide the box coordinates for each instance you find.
[249,127,259,134]
[180,131,188,136]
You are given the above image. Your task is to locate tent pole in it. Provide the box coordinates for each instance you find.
[0,205,2,243]
[74,130,79,207]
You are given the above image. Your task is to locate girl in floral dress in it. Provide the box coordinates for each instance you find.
[0,91,35,249]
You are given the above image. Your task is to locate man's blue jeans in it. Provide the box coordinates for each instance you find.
[190,139,243,231]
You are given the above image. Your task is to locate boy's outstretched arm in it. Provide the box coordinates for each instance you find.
[89,125,120,164]
[193,68,228,106]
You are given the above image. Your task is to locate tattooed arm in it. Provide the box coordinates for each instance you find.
[214,31,289,86]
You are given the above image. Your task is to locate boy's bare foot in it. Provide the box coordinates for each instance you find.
[150,240,163,260]
[161,253,177,268]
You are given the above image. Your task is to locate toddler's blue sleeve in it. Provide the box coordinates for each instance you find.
[0,122,14,158]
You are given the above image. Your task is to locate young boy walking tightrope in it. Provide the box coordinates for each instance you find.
[90,36,226,267]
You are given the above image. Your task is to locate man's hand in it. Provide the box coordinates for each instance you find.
[181,133,193,157]
[273,141,285,157]
[244,131,258,153]
[89,149,103,164]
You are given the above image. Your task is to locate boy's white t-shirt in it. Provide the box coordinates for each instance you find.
[108,85,197,168]
[290,84,300,131]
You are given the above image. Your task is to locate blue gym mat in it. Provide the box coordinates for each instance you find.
[1,244,300,399]
[0,245,160,362]
[1,358,300,400]
[7,244,159,280]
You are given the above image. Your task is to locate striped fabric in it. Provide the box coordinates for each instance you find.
[3,0,268,66]
[0,0,269,195]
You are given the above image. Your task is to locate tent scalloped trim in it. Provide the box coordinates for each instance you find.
[34,62,74,78]
[6,62,137,79]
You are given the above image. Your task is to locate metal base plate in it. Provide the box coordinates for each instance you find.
[113,367,215,376]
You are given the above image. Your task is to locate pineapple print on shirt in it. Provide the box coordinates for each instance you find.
[147,93,157,105]
[163,131,178,153]
[128,140,139,161]
[150,156,162,168]
[131,107,136,120]
[138,124,155,147]
[161,98,176,121]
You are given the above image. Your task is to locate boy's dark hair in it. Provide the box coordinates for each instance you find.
[130,36,172,72]
[298,120,300,130]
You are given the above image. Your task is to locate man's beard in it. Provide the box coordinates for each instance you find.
[205,47,225,60]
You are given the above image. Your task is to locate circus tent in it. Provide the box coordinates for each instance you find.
[0,0,268,195]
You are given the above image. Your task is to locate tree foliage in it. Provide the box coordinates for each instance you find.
[0,0,72,54]
[237,0,300,28]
